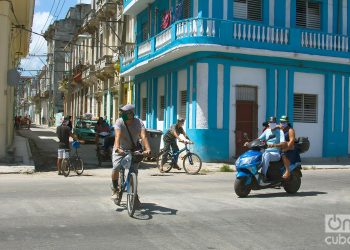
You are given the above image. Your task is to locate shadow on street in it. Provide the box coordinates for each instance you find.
[246,191,327,198]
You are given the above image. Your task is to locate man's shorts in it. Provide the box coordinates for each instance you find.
[112,151,138,174]
[58,149,65,159]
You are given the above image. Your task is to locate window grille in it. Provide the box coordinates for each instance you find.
[142,97,147,121]
[159,95,165,121]
[183,0,191,19]
[234,0,262,21]
[179,90,187,120]
[296,0,321,29]
[294,94,318,123]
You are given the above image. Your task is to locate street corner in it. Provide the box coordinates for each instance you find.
[0,165,35,175]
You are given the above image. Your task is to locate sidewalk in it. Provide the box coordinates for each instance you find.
[0,134,35,174]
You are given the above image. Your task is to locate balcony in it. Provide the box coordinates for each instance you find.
[81,11,99,34]
[123,0,155,16]
[82,65,98,86]
[96,0,122,20]
[95,55,115,80]
[121,18,350,76]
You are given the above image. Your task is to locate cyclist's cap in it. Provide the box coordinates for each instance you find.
[119,104,135,112]
[177,118,185,123]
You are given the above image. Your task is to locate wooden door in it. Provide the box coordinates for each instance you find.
[235,86,258,157]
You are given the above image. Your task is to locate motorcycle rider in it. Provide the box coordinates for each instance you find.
[279,115,301,179]
[245,116,285,181]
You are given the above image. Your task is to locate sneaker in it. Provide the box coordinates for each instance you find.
[173,164,181,170]
[111,191,119,200]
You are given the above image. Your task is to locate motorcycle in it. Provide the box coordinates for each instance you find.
[96,132,114,167]
[234,134,310,198]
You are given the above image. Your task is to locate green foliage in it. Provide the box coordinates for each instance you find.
[219,164,233,172]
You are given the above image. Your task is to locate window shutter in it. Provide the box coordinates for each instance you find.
[296,0,321,30]
[159,95,165,121]
[142,97,147,120]
[294,94,317,123]
[179,90,187,120]
[234,0,262,21]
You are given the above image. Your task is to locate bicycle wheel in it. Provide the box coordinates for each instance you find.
[127,172,137,217]
[73,157,84,175]
[157,152,173,173]
[183,153,202,174]
[61,159,70,177]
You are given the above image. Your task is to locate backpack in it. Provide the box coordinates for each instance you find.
[295,137,310,154]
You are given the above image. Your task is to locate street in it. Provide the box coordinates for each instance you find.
[1,168,350,249]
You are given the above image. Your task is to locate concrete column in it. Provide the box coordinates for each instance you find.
[0,1,11,158]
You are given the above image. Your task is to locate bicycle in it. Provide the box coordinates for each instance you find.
[61,140,84,177]
[157,141,202,174]
[114,151,144,217]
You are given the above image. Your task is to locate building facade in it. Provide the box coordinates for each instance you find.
[61,0,133,125]
[44,4,91,120]
[121,0,350,161]
[0,0,34,158]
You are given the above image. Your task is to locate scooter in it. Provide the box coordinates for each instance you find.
[234,135,309,198]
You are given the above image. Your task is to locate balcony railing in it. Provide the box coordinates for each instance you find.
[95,55,114,79]
[96,0,121,20]
[121,17,349,72]
[82,11,98,33]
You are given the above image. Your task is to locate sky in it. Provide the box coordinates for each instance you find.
[20,0,91,77]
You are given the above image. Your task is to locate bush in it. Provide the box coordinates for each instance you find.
[219,164,233,172]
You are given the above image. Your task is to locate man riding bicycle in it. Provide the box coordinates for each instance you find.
[111,104,151,206]
[160,118,191,173]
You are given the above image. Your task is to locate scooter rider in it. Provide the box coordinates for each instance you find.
[245,117,285,180]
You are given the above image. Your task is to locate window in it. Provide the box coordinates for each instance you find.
[296,0,321,30]
[141,97,147,120]
[294,94,318,123]
[234,0,262,22]
[183,0,191,19]
[179,90,187,120]
[142,22,148,41]
[159,95,165,121]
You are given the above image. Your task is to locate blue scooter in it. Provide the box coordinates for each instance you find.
[234,135,309,198]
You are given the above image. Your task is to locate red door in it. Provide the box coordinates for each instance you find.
[235,100,258,157]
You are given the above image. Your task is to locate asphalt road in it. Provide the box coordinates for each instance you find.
[1,168,350,250]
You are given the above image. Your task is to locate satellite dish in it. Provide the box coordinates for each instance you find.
[7,69,20,86]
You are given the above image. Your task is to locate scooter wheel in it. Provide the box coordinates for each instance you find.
[234,178,252,198]
[283,172,301,194]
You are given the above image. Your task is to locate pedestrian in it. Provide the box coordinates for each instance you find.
[56,116,77,175]
[27,115,31,129]
[67,116,72,130]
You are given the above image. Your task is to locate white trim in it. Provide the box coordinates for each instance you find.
[157,76,165,130]
[332,74,335,132]
[348,77,350,155]
[328,0,333,33]
[189,66,193,129]
[121,44,350,77]
[275,69,278,116]
[342,76,345,132]
[177,69,187,129]
[269,0,275,26]
[223,0,228,20]
[217,64,224,129]
[196,63,208,129]
[286,70,288,115]
[286,0,291,28]
[343,0,348,35]
[209,0,213,18]
[194,0,198,17]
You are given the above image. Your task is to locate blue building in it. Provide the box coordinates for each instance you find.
[121,0,350,162]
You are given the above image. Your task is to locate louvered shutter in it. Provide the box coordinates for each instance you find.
[179,90,187,120]
[296,0,321,30]
[294,94,317,123]
[142,97,147,120]
[234,0,262,21]
[159,95,165,121]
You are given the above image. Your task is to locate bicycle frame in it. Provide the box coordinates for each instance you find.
[120,165,136,193]
[169,143,193,164]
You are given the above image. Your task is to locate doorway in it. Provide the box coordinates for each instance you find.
[235,86,258,157]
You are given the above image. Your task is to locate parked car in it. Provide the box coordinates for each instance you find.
[73,118,98,142]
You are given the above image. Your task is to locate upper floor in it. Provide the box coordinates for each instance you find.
[121,0,350,75]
